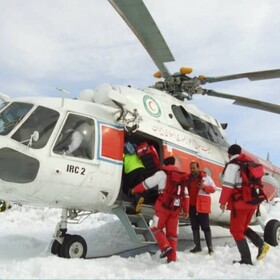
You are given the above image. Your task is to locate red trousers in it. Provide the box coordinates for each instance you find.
[230,208,256,240]
[151,200,179,261]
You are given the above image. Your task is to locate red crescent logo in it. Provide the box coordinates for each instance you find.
[148,100,156,111]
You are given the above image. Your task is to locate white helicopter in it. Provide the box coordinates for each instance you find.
[0,0,280,259]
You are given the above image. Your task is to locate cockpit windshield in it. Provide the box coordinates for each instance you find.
[12,106,59,149]
[0,102,33,135]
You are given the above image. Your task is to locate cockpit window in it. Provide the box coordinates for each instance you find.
[12,106,59,149]
[53,114,95,160]
[0,102,33,135]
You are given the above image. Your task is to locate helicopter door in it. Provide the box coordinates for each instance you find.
[44,113,100,208]
[47,115,124,209]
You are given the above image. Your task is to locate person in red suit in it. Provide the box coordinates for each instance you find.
[187,161,216,254]
[219,144,270,265]
[132,156,189,263]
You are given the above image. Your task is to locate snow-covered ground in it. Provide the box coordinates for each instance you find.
[0,202,280,279]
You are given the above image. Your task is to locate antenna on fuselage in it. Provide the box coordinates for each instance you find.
[56,88,70,107]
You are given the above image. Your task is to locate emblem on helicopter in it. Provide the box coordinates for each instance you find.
[143,95,161,118]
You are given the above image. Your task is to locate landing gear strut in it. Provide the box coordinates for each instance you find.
[50,208,88,258]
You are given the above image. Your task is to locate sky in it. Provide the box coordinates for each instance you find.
[1,202,280,279]
[0,0,279,166]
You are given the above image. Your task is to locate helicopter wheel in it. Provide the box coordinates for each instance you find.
[50,239,61,255]
[59,234,87,258]
[264,219,280,246]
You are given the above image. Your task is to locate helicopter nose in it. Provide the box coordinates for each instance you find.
[0,148,39,183]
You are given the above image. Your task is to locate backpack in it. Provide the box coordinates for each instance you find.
[229,156,267,205]
[161,169,188,211]
[136,142,160,177]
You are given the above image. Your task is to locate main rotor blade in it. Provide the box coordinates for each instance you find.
[204,69,280,84]
[109,0,174,78]
[206,90,280,114]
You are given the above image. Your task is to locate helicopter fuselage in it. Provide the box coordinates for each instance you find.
[0,84,279,224]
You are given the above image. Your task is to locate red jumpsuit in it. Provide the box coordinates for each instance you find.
[133,165,189,262]
[219,154,257,240]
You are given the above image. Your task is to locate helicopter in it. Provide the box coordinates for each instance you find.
[0,0,280,259]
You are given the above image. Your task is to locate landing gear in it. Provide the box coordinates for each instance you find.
[59,234,87,258]
[264,219,280,246]
[50,208,91,259]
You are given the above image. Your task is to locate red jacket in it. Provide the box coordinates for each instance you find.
[188,171,216,213]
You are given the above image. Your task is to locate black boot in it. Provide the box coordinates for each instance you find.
[233,239,253,265]
[245,228,270,260]
[204,230,214,255]
[190,230,202,253]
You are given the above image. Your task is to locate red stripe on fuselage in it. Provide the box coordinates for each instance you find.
[101,125,124,161]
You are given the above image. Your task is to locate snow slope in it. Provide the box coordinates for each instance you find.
[0,202,280,279]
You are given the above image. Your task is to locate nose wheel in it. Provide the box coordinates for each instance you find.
[59,234,87,258]
[50,209,88,258]
[51,234,87,258]
[50,239,61,255]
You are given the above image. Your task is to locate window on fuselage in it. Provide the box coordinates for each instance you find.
[171,105,194,130]
[211,124,228,146]
[12,106,59,149]
[0,102,33,135]
[53,114,95,160]
[172,104,227,145]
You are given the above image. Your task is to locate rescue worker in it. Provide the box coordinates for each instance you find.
[123,140,145,213]
[66,121,93,158]
[219,144,270,265]
[66,126,84,155]
[187,161,216,254]
[132,156,189,262]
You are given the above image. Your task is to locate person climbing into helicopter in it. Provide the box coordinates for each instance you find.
[131,156,189,262]
[187,161,216,255]
[219,144,270,265]
[123,140,146,214]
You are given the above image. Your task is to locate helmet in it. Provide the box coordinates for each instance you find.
[76,122,92,142]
